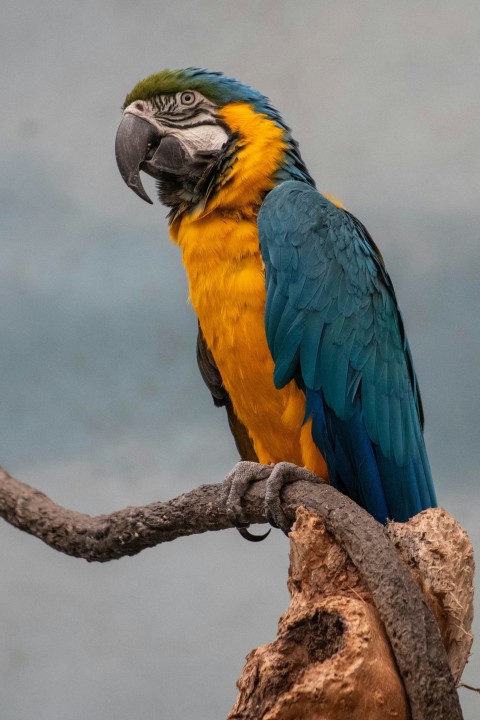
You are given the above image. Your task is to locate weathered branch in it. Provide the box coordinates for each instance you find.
[0,465,244,561]
[0,462,470,719]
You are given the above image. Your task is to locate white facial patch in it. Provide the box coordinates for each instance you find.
[123,96,229,158]
[167,124,229,157]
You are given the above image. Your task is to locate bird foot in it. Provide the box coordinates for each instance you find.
[224,461,273,541]
[264,462,322,535]
[225,461,323,539]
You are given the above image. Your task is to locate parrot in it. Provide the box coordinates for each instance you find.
[115,68,437,529]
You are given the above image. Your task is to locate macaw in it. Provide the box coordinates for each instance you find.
[115,68,437,527]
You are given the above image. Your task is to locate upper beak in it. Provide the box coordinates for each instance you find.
[115,113,161,204]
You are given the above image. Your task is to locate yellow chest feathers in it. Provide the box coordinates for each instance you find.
[168,103,327,477]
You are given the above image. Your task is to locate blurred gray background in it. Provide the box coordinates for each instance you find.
[1,1,479,718]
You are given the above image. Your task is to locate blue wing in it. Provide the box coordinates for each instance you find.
[258,180,437,523]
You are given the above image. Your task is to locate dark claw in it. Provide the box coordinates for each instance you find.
[238,527,272,542]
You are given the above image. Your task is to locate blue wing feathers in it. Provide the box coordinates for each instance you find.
[258,180,437,523]
[265,280,287,346]
[299,313,325,388]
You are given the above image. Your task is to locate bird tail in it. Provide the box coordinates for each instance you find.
[305,389,437,524]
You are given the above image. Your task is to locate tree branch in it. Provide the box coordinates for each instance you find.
[0,462,468,719]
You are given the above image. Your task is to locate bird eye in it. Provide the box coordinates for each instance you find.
[179,91,196,106]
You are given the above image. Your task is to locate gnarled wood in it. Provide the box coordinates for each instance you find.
[230,508,409,719]
[0,462,471,718]
[230,507,473,719]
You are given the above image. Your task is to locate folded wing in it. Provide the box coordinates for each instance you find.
[258,180,437,523]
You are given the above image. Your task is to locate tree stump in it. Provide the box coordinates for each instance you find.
[230,507,474,720]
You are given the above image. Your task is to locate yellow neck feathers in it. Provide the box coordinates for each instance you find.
[170,102,287,232]
[169,102,288,265]
[212,102,287,210]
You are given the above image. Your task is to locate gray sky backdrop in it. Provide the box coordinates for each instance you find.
[1,1,479,718]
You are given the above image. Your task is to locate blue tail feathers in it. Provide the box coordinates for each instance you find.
[305,389,437,524]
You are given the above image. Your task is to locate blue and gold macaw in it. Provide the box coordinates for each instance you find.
[115,68,437,526]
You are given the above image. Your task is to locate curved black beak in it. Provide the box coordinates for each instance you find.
[115,113,161,204]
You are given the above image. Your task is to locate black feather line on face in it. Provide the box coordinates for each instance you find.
[155,133,239,219]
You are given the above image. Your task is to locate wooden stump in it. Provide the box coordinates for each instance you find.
[229,507,474,720]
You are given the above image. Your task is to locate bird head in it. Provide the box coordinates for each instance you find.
[116,68,313,216]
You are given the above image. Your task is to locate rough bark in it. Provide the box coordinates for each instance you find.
[230,507,474,720]
[387,510,474,685]
[0,462,472,718]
